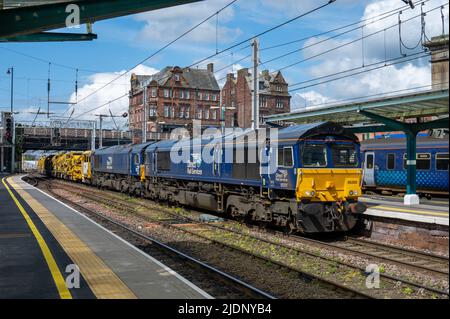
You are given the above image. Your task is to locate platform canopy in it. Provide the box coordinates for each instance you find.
[0,0,201,42]
[265,88,449,129]
[265,88,449,204]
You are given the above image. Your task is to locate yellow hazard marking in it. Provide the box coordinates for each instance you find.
[2,177,72,299]
[7,177,137,299]
[372,205,449,217]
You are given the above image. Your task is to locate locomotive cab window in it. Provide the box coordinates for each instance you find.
[436,153,449,171]
[302,144,327,167]
[387,153,395,170]
[133,154,139,166]
[277,147,293,168]
[332,144,358,167]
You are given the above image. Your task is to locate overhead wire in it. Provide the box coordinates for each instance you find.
[71,0,337,120]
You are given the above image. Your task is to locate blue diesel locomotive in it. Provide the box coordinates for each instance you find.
[361,136,449,196]
[49,122,368,234]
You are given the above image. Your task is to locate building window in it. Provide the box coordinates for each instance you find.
[164,89,171,98]
[164,105,170,117]
[387,153,395,170]
[185,91,190,100]
[212,109,217,120]
[204,108,210,120]
[276,100,284,109]
[170,106,175,118]
[149,106,157,117]
[197,92,202,100]
[205,93,210,101]
[231,88,235,95]
[260,97,267,108]
[276,85,283,92]
[174,74,180,82]
[197,108,202,119]
[231,101,235,108]
[436,153,449,171]
[185,107,190,119]
[212,94,217,101]
[151,88,157,97]
[179,106,184,118]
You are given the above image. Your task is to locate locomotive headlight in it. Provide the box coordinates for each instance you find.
[349,190,354,196]
[305,190,316,197]
[348,190,358,196]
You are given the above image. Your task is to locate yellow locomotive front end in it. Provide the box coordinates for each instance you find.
[296,168,363,202]
[293,135,367,233]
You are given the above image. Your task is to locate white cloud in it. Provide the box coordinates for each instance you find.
[293,0,447,104]
[68,64,158,128]
[133,0,241,45]
[292,91,332,110]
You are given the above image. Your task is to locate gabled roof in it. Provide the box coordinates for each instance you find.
[244,69,290,96]
[132,66,220,91]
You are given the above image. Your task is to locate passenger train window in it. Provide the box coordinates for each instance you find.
[302,144,327,167]
[277,147,293,167]
[332,145,357,167]
[387,153,395,170]
[416,153,431,170]
[436,153,449,171]
[403,153,431,170]
[366,154,374,169]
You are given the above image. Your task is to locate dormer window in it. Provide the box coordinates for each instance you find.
[174,74,180,82]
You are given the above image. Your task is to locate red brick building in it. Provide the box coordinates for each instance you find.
[129,64,221,143]
[221,68,291,129]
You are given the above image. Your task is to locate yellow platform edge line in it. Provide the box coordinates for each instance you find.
[7,177,137,299]
[2,177,72,299]
[372,205,449,217]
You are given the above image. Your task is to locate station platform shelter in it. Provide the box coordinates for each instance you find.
[265,88,449,206]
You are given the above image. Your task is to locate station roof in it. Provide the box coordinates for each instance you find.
[265,88,449,132]
[0,0,201,41]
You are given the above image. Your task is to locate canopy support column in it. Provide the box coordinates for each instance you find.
[404,131,419,204]
[358,110,420,205]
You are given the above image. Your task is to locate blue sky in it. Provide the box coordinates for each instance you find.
[0,0,448,128]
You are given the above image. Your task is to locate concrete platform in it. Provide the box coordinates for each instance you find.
[0,175,210,299]
[360,195,449,226]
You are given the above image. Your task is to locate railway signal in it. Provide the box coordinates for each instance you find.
[2,112,13,144]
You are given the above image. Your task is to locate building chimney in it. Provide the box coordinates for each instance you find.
[207,63,214,73]
[237,68,249,78]
[226,73,235,82]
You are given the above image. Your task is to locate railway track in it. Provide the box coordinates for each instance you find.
[31,176,449,299]
[27,176,275,300]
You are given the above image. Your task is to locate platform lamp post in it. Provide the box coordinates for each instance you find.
[7,67,15,173]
